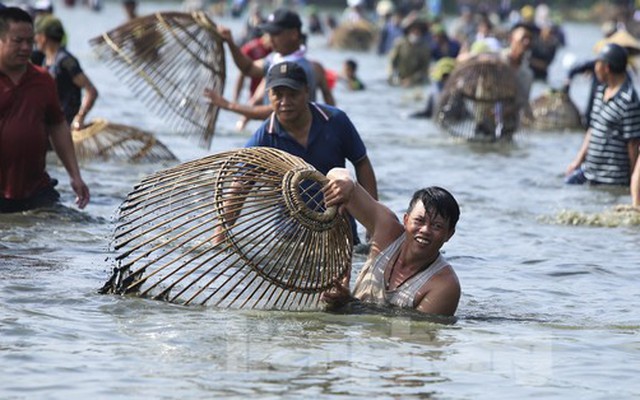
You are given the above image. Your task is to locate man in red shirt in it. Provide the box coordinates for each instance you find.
[0,7,89,213]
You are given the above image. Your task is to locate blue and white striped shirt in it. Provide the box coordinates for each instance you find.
[584,77,640,185]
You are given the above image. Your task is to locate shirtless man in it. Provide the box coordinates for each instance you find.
[321,168,461,316]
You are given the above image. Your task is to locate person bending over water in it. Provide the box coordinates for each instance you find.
[321,169,461,316]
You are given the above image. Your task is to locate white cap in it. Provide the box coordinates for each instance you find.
[34,0,52,11]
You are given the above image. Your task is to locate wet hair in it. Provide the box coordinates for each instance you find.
[345,59,357,71]
[0,7,33,36]
[407,186,460,230]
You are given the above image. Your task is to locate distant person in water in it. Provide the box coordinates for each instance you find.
[34,16,98,129]
[321,168,461,317]
[387,16,431,87]
[411,57,455,119]
[342,59,365,91]
[565,43,640,187]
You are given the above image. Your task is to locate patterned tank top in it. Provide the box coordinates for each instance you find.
[352,235,450,308]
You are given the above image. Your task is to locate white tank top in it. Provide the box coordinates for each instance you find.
[352,235,450,308]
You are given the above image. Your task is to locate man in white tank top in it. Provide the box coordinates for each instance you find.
[321,168,461,316]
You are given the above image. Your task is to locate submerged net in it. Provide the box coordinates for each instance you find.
[523,89,584,132]
[89,11,225,149]
[101,147,353,310]
[435,56,519,141]
[72,118,178,163]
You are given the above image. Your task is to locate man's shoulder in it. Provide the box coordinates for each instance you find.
[250,122,269,137]
[310,102,346,121]
[246,120,275,146]
[25,64,55,84]
[620,79,640,104]
[27,63,47,75]
[421,255,460,291]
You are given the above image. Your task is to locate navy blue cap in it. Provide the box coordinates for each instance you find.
[260,8,302,34]
[266,61,308,91]
[596,43,628,71]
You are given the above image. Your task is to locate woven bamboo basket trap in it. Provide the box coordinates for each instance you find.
[522,89,583,132]
[101,147,353,310]
[436,56,519,141]
[330,21,377,51]
[72,118,178,163]
[89,11,225,149]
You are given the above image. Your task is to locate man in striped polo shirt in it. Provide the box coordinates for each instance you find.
[565,43,640,186]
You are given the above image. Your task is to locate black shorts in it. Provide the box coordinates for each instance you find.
[0,181,61,213]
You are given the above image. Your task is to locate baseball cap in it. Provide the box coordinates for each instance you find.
[596,43,628,72]
[266,62,308,91]
[259,8,302,34]
[35,15,64,41]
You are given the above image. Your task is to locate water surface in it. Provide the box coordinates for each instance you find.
[1,2,638,399]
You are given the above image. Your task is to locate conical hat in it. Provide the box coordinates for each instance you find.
[593,30,640,55]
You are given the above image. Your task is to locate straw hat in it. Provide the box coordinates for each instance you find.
[593,29,640,56]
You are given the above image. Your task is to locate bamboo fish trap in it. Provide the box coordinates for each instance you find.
[523,89,584,132]
[330,21,377,51]
[101,147,353,311]
[89,12,225,149]
[72,118,178,163]
[436,56,519,141]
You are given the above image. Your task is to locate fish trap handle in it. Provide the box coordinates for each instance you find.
[282,169,338,230]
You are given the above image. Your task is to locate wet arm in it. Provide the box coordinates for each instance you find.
[48,121,90,209]
[631,152,640,207]
[218,26,264,79]
[567,59,595,80]
[324,168,400,240]
[353,156,378,239]
[71,72,98,129]
[628,139,640,205]
[232,73,246,103]
[203,88,272,120]
[566,129,591,175]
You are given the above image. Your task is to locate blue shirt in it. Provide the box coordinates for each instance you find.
[246,103,367,174]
